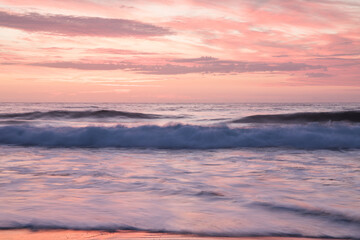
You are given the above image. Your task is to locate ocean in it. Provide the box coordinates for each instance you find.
[0,103,359,239]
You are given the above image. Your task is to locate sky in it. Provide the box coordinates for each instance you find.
[0,0,359,102]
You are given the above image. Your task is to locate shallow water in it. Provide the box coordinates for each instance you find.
[0,103,359,238]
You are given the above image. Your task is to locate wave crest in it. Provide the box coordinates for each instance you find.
[234,111,360,123]
[0,124,360,149]
[0,110,161,120]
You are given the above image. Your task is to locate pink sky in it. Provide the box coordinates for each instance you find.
[0,0,359,102]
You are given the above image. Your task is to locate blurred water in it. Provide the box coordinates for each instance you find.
[0,103,359,238]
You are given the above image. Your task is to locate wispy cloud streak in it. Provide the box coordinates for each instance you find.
[0,10,172,37]
[30,57,325,74]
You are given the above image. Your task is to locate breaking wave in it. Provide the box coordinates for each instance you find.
[0,110,162,120]
[233,111,360,123]
[1,123,360,149]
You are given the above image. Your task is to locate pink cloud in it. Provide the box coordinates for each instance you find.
[163,0,359,60]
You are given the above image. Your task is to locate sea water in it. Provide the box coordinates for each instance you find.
[0,103,359,238]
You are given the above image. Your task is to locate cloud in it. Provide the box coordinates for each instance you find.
[29,57,325,75]
[31,62,131,70]
[135,61,325,75]
[306,72,333,78]
[86,48,154,55]
[0,10,172,37]
[171,56,219,63]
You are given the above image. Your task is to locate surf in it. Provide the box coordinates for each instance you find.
[1,123,360,149]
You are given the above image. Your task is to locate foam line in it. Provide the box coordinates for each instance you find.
[0,223,356,239]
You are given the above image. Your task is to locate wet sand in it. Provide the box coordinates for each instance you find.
[0,230,348,240]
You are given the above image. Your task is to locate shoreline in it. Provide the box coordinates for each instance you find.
[0,230,351,240]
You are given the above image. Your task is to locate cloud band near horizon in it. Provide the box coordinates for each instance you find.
[28,58,326,75]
